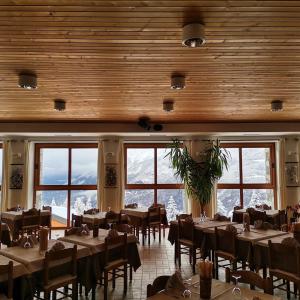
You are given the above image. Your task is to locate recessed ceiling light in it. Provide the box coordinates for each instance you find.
[182,23,206,48]
[163,100,174,112]
[171,75,185,90]
[271,100,283,112]
[18,73,37,89]
[54,99,66,111]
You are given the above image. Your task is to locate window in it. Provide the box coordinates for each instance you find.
[125,144,185,221]
[217,143,277,217]
[34,144,98,227]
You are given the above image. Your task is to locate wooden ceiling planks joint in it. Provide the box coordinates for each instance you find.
[0,1,299,122]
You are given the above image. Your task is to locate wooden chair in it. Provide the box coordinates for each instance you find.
[225,268,273,294]
[83,208,99,215]
[176,213,192,220]
[214,227,238,279]
[145,207,162,246]
[71,214,82,228]
[256,204,272,210]
[233,206,242,211]
[0,261,13,299]
[249,209,267,225]
[36,245,77,300]
[101,233,128,300]
[268,240,300,299]
[124,203,137,209]
[146,275,170,297]
[42,206,52,239]
[19,208,41,238]
[177,218,200,274]
[105,211,119,229]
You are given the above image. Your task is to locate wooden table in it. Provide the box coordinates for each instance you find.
[121,207,168,245]
[0,239,89,273]
[1,210,51,240]
[232,208,280,225]
[0,254,28,280]
[82,212,107,227]
[148,276,281,299]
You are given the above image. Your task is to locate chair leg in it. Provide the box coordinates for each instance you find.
[72,280,78,300]
[44,292,50,300]
[178,244,181,268]
[130,265,133,281]
[192,247,196,274]
[112,269,116,289]
[158,224,161,243]
[163,225,165,238]
[148,226,150,246]
[124,264,128,294]
[214,253,219,280]
[104,271,108,300]
[79,283,82,295]
[53,290,57,300]
[287,281,291,299]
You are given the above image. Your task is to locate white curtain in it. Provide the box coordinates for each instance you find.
[22,140,34,209]
[1,140,11,212]
[278,139,286,210]
[116,139,125,210]
[97,140,105,211]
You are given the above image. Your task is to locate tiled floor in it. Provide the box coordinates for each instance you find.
[52,229,293,300]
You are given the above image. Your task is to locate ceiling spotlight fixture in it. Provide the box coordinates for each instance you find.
[18,73,37,89]
[163,100,174,112]
[153,124,163,131]
[171,75,185,90]
[54,99,66,111]
[271,100,283,112]
[137,117,151,131]
[182,23,206,48]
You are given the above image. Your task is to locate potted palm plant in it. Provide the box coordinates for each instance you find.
[166,139,229,214]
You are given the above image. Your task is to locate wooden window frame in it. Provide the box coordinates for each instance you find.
[34,143,98,227]
[217,142,277,209]
[124,143,184,205]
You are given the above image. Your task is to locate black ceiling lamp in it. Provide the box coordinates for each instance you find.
[54,99,66,111]
[18,72,37,89]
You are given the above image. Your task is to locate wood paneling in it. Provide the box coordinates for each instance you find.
[0,1,300,122]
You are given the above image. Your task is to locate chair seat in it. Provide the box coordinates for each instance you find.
[178,238,194,247]
[215,250,237,262]
[43,274,77,291]
[269,268,300,284]
[105,258,128,271]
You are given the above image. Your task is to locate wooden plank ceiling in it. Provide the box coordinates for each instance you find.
[0,1,300,123]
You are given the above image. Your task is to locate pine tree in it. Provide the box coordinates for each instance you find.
[166,195,179,221]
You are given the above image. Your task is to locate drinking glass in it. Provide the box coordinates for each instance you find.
[232,275,242,300]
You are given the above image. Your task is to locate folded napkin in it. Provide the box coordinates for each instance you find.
[281,237,300,248]
[165,271,186,294]
[107,228,119,239]
[49,241,65,253]
[225,224,238,235]
[19,235,38,248]
[254,220,263,229]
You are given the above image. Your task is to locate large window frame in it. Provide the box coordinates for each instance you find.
[124,143,184,206]
[217,142,277,209]
[34,143,98,227]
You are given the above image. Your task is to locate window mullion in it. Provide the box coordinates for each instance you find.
[154,147,157,205]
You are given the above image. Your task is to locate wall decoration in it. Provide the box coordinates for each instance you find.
[105,164,118,188]
[285,162,299,187]
[9,164,24,189]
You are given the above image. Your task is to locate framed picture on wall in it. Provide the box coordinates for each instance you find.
[285,162,299,187]
[105,164,118,188]
[9,164,24,189]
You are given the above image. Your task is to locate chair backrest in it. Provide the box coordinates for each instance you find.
[178,218,194,242]
[225,268,273,294]
[113,224,133,234]
[147,207,161,223]
[21,208,41,228]
[146,275,170,297]
[42,205,52,212]
[276,209,287,227]
[124,203,137,209]
[44,245,77,286]
[268,240,300,276]
[105,210,119,224]
[248,209,266,225]
[0,261,13,299]
[215,227,236,255]
[71,214,82,228]
[176,213,192,220]
[83,208,99,215]
[104,233,127,264]
[233,206,242,211]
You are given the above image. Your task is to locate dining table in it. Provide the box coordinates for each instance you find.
[148,275,281,299]
[121,207,168,245]
[1,209,51,240]
[232,208,280,224]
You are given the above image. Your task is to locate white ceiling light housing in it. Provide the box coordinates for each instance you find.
[182,23,206,48]
[54,99,66,111]
[271,100,283,112]
[163,100,174,112]
[171,75,185,90]
[18,73,37,89]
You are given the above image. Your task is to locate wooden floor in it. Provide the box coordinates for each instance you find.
[52,229,294,300]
